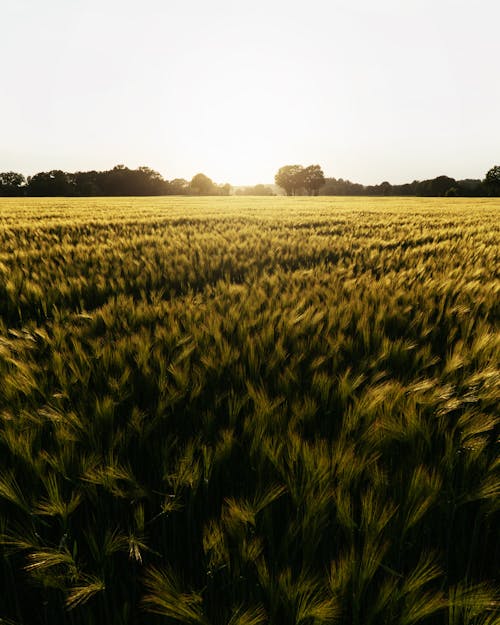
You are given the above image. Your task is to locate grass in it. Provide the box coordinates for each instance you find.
[0,196,498,624]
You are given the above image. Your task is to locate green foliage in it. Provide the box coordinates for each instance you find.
[0,196,498,624]
[274,165,305,195]
[484,166,500,186]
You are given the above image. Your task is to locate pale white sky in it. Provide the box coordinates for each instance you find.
[2,0,499,185]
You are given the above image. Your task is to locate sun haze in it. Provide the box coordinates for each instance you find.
[2,0,499,185]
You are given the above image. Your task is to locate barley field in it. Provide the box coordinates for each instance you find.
[0,196,498,625]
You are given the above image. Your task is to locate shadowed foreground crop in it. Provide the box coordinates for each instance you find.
[0,197,498,624]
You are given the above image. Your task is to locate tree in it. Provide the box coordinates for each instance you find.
[0,172,26,196]
[169,178,190,195]
[411,176,456,197]
[93,165,169,196]
[484,165,500,185]
[379,181,393,196]
[72,170,101,196]
[27,170,75,196]
[95,165,130,195]
[303,165,325,196]
[484,165,500,196]
[274,165,305,196]
[135,166,169,195]
[189,173,216,195]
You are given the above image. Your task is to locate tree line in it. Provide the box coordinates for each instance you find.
[1,163,499,197]
[275,164,500,197]
[0,166,230,197]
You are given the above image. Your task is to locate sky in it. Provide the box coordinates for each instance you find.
[2,0,499,186]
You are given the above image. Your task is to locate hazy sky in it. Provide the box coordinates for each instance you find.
[2,0,499,185]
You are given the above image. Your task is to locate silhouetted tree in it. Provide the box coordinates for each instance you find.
[303,165,325,195]
[485,165,500,185]
[275,165,305,195]
[27,170,75,196]
[0,172,26,196]
[484,165,500,196]
[72,170,101,196]
[417,175,457,197]
[134,166,169,195]
[91,165,169,196]
[169,178,190,195]
[189,173,216,195]
[379,181,393,196]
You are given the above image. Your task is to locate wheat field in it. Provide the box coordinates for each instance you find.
[0,196,498,625]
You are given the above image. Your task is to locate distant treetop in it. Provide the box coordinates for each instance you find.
[275,164,325,196]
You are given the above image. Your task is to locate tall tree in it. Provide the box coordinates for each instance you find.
[275,165,305,196]
[379,181,392,196]
[27,170,74,196]
[0,172,26,196]
[484,165,500,196]
[72,170,101,196]
[190,173,216,195]
[484,165,500,185]
[303,165,325,196]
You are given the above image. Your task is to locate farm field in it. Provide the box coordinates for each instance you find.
[0,196,499,625]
